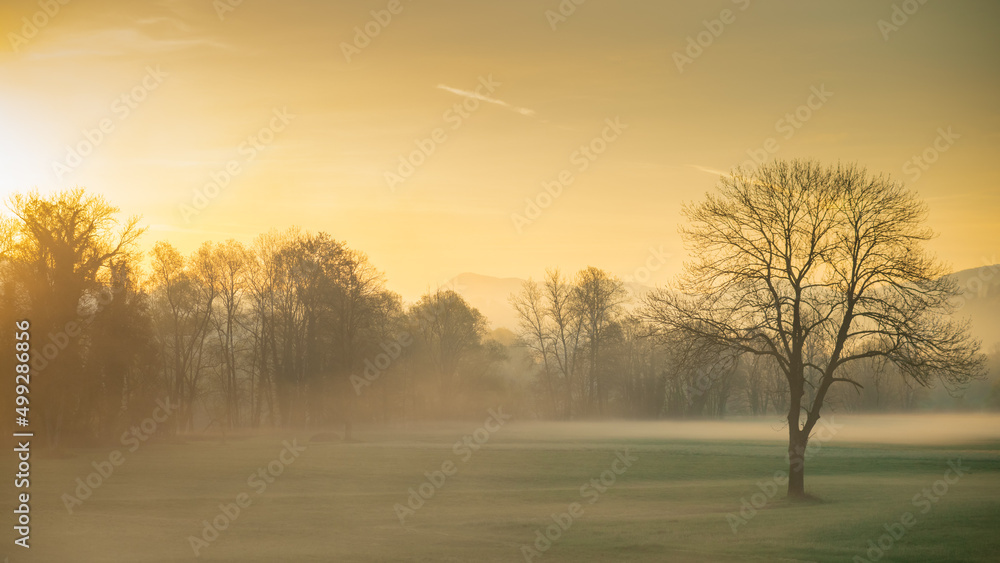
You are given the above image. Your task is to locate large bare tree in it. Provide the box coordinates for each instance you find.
[643,160,985,497]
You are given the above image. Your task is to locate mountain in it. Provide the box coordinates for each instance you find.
[447,265,1000,350]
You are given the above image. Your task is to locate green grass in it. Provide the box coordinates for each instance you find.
[5,422,1000,562]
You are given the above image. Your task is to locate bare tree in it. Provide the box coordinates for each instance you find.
[544,269,583,418]
[510,278,560,416]
[329,249,389,438]
[643,160,986,497]
[208,240,250,429]
[245,230,283,427]
[573,266,628,415]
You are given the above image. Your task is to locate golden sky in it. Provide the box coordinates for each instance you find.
[1,0,997,300]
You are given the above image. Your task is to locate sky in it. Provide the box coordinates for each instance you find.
[0,0,998,301]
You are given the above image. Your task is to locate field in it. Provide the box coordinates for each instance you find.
[6,415,1000,562]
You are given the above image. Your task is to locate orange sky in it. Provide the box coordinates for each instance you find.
[1,0,997,300]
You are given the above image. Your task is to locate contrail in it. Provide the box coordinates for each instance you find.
[436,84,536,117]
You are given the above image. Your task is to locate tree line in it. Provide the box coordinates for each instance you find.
[0,172,995,450]
[0,190,505,446]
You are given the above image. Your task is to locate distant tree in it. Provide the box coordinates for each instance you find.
[241,230,401,430]
[86,258,158,440]
[654,329,737,418]
[410,289,488,413]
[353,286,405,424]
[245,230,287,427]
[149,241,217,433]
[613,315,665,418]
[573,266,628,415]
[207,240,251,429]
[643,160,986,498]
[544,269,584,418]
[510,278,561,416]
[327,248,393,438]
[281,232,346,425]
[511,268,627,418]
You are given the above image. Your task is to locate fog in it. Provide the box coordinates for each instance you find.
[495,413,1000,446]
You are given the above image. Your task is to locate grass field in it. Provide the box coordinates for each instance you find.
[5,415,1000,562]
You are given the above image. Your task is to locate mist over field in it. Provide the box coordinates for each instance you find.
[2,0,1000,561]
[502,414,1000,446]
[5,415,1000,562]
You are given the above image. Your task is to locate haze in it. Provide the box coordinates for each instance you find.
[2,2,1000,561]
[1,0,998,299]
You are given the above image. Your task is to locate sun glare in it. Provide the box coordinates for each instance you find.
[0,103,52,200]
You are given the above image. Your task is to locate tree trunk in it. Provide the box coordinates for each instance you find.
[565,370,573,420]
[787,429,808,498]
